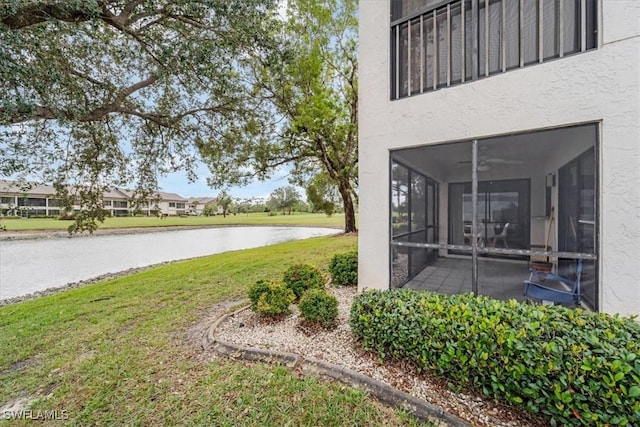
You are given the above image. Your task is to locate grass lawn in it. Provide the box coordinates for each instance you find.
[0,235,427,426]
[0,212,346,232]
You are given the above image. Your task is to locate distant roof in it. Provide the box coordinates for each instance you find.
[111,189,187,201]
[0,180,57,195]
[103,188,130,199]
[188,197,217,204]
[0,180,206,202]
[157,191,187,202]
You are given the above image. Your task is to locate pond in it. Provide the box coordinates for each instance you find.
[0,226,338,300]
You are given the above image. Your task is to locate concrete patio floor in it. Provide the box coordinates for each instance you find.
[400,256,533,302]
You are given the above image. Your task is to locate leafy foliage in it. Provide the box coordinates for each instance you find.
[282,263,324,300]
[248,280,295,318]
[299,289,339,328]
[200,0,359,233]
[248,280,272,309]
[350,290,640,426]
[306,172,338,216]
[0,0,278,233]
[268,186,301,215]
[216,190,232,218]
[328,250,358,287]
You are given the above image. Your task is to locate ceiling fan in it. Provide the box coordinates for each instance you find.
[455,156,524,167]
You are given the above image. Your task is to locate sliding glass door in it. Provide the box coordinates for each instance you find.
[449,179,530,252]
[391,161,438,287]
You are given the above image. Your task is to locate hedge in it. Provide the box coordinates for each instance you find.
[328,250,358,287]
[350,290,640,426]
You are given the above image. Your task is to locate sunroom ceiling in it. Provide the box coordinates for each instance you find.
[391,124,596,182]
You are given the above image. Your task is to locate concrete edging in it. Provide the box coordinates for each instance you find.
[202,306,472,427]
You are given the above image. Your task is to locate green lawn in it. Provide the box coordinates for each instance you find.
[1,212,347,231]
[0,235,426,426]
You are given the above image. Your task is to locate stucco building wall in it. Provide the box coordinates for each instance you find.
[358,0,640,315]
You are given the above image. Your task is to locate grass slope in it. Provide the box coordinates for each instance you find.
[0,235,425,426]
[1,212,346,231]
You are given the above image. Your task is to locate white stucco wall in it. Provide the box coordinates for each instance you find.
[358,0,640,315]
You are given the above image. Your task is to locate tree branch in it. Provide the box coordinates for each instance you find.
[1,1,104,29]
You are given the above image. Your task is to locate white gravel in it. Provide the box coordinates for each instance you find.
[213,286,546,427]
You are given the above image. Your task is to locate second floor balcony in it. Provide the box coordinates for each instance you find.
[390,0,598,99]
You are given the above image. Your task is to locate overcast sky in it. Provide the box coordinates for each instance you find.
[157,162,300,200]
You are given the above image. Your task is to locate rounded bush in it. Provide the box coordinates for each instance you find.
[282,264,324,299]
[248,280,295,317]
[299,289,339,328]
[350,289,640,426]
[248,280,271,308]
[328,250,357,287]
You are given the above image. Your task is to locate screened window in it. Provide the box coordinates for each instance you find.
[391,0,598,99]
[18,197,46,207]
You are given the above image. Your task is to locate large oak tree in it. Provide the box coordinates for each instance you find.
[1,0,277,231]
[200,0,358,233]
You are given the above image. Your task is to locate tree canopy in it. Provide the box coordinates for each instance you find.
[267,185,301,215]
[1,0,359,234]
[0,0,277,231]
[200,0,358,232]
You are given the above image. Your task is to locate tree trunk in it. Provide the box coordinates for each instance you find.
[337,178,357,233]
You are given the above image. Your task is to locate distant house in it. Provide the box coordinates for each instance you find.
[187,197,218,215]
[0,180,60,217]
[103,188,133,217]
[156,192,188,216]
[0,181,207,218]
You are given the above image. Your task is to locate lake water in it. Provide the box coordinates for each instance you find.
[0,227,338,300]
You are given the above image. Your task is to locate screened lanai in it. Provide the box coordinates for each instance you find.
[390,123,598,310]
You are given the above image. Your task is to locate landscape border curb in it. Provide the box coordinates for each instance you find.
[202,306,472,427]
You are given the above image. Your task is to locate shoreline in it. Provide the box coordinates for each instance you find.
[0,226,346,306]
[0,261,183,307]
[0,223,343,241]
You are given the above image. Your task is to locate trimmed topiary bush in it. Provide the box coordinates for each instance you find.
[328,250,358,287]
[350,289,640,426]
[248,280,295,317]
[248,280,271,308]
[283,264,324,300]
[299,289,339,328]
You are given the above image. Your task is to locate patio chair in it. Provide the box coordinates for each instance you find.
[492,222,509,248]
[523,259,583,307]
[463,223,478,245]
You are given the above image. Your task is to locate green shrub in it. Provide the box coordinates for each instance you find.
[328,250,358,287]
[248,280,294,317]
[299,289,339,328]
[350,290,640,426]
[248,280,271,308]
[283,264,324,300]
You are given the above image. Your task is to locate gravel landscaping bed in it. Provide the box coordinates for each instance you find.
[213,286,548,427]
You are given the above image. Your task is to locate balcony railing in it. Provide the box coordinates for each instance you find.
[390,0,598,99]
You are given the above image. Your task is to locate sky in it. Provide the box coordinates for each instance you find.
[157,162,301,200]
